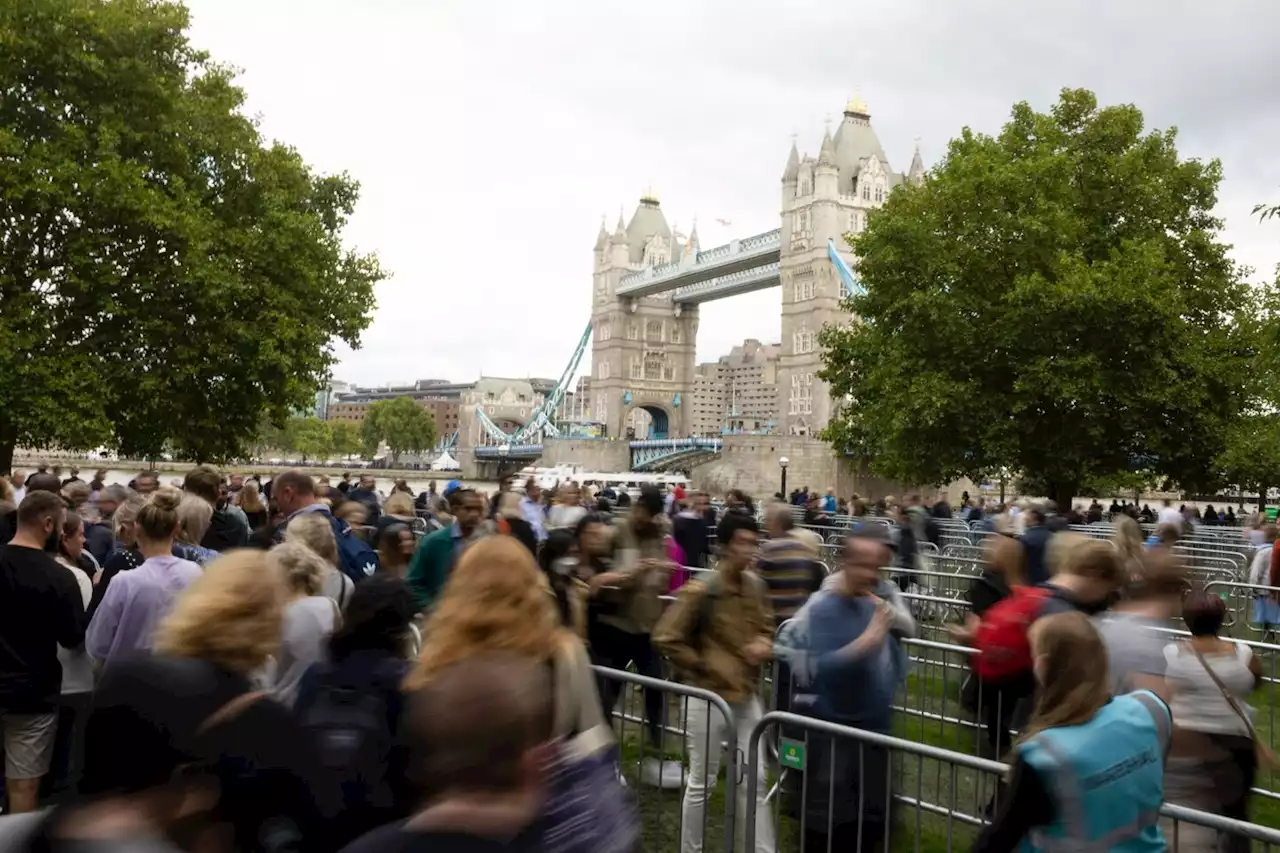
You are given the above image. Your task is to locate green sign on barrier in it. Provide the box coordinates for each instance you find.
[779,737,806,771]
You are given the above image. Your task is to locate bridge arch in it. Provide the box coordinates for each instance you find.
[622,401,674,440]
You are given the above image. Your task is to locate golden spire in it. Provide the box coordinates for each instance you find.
[639,183,659,205]
[844,89,870,117]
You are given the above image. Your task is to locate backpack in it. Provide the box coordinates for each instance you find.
[299,681,395,812]
[973,586,1052,682]
[326,513,380,583]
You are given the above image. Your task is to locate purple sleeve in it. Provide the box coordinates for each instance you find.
[86,577,124,661]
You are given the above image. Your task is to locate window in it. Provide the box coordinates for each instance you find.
[599,325,611,342]
[627,324,638,340]
[874,185,884,203]
[793,280,814,301]
[861,183,870,201]
[645,320,662,341]
[644,359,662,380]
[598,361,611,380]
[663,366,674,381]
[669,325,681,344]
[630,359,642,380]
[792,210,809,235]
[792,326,815,354]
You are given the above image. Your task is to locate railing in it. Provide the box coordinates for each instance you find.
[672,261,782,303]
[743,712,1280,853]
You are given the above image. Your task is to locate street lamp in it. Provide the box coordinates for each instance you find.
[497,443,511,482]
[779,456,789,499]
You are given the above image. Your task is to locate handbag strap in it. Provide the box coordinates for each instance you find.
[1188,642,1257,740]
[198,690,266,735]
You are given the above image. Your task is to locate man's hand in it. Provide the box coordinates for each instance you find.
[743,637,772,666]
[842,605,892,657]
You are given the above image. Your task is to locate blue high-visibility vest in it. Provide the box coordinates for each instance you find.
[1020,690,1171,853]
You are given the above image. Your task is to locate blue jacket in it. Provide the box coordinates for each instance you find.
[1021,525,1053,585]
[1019,690,1170,853]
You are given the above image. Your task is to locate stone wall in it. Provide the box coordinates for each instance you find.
[538,438,631,474]
[690,435,921,502]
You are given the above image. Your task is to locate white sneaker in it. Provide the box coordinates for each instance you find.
[641,756,686,790]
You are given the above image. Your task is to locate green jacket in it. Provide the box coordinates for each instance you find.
[406,525,457,611]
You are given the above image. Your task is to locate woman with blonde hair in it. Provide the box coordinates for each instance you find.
[173,490,219,566]
[407,535,608,741]
[975,612,1171,853]
[87,489,203,664]
[1111,513,1146,580]
[80,551,331,848]
[239,479,268,531]
[88,495,145,619]
[266,542,340,707]
[286,511,355,607]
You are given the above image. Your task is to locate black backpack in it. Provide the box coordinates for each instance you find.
[299,682,395,812]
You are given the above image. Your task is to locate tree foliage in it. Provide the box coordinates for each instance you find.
[327,421,362,460]
[360,397,436,464]
[0,0,384,472]
[286,417,331,463]
[820,88,1255,509]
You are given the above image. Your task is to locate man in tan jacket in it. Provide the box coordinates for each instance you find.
[653,512,776,853]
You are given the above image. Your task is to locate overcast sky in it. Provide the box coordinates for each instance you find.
[183,0,1280,388]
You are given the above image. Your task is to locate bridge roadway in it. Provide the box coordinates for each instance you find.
[615,228,781,302]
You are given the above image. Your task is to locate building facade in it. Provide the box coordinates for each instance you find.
[690,338,781,436]
[779,94,923,436]
[588,194,700,440]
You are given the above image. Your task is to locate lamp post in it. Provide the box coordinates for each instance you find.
[779,456,789,500]
[497,443,511,483]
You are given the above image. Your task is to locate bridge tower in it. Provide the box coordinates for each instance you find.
[778,94,913,437]
[589,193,698,440]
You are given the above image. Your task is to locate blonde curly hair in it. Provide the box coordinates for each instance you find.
[154,550,285,674]
[268,541,328,597]
[405,535,569,690]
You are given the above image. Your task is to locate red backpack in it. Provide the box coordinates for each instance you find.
[973,586,1052,682]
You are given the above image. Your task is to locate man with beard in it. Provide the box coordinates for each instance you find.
[0,491,87,812]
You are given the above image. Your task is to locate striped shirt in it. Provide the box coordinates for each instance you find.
[755,536,824,622]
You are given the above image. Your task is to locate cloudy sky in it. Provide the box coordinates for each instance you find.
[184,0,1280,388]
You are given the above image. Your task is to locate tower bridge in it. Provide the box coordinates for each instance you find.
[456,94,925,490]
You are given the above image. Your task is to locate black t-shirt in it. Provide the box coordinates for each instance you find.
[341,821,547,853]
[0,544,87,711]
[966,571,1012,618]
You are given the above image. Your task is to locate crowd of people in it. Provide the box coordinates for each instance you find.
[0,463,1272,853]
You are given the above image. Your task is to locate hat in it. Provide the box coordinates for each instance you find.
[444,479,462,496]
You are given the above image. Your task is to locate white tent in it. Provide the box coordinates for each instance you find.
[430,451,460,471]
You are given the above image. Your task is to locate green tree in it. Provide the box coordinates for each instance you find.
[820,88,1254,509]
[0,0,384,472]
[1215,415,1280,509]
[285,416,331,464]
[361,397,436,465]
[327,420,363,460]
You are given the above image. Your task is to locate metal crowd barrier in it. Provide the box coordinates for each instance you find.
[592,665,739,853]
[743,711,1280,853]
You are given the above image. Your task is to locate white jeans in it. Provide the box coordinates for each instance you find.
[681,696,776,853]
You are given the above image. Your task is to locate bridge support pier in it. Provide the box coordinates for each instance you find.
[539,438,631,474]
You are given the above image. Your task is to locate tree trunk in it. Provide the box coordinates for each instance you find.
[1050,481,1078,514]
[0,440,14,476]
[1260,483,1269,511]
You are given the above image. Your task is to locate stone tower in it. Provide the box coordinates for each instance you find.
[589,194,699,440]
[778,94,913,437]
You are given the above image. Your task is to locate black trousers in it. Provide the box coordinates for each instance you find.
[590,622,665,748]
